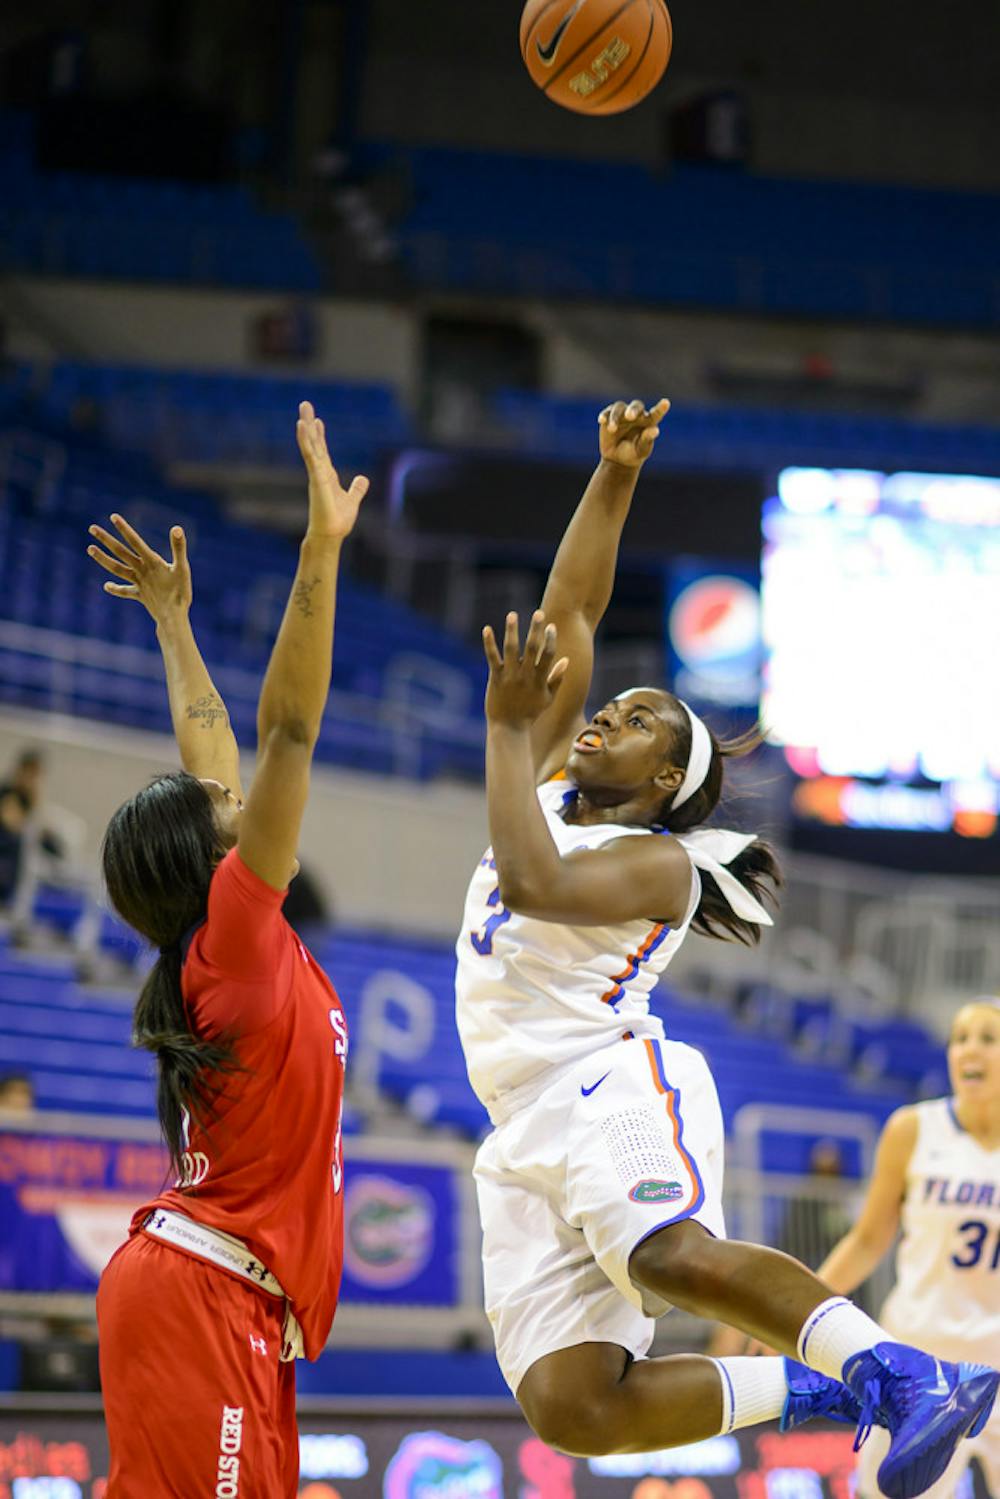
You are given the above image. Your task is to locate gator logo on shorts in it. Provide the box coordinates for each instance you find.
[629,1178,685,1204]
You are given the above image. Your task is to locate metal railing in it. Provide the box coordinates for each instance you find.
[769,852,1000,1030]
[0,619,484,781]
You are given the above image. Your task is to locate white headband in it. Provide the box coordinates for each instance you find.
[671,701,772,926]
[672,700,713,810]
[675,828,774,927]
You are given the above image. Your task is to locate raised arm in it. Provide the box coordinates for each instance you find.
[814,1106,917,1294]
[236,402,368,890]
[87,517,243,800]
[531,397,669,783]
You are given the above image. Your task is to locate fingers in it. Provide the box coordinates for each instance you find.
[537,622,557,669]
[88,524,139,568]
[297,400,339,478]
[502,611,521,661]
[88,545,136,582]
[603,397,671,435]
[110,514,159,563]
[102,582,142,600]
[349,474,370,502]
[482,624,503,672]
[296,402,323,461]
[169,526,188,569]
[606,400,627,434]
[547,655,570,689]
[522,609,549,665]
[485,611,561,675]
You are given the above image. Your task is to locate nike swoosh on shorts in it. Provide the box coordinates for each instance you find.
[581,1071,611,1097]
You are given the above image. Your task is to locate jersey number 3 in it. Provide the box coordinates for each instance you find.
[951,1219,1000,1271]
[471,883,512,956]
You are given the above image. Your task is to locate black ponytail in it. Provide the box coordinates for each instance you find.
[660,716,782,947]
[102,773,240,1177]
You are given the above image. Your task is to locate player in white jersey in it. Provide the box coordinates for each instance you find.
[455,398,999,1499]
[815,998,1000,1498]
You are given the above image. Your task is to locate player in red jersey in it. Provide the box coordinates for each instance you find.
[85,402,367,1498]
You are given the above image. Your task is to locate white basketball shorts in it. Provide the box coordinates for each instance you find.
[474,1033,727,1396]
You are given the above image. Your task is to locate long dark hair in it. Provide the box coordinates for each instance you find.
[658,710,782,946]
[102,772,238,1176]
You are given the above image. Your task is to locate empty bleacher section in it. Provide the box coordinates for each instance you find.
[41,362,411,469]
[492,389,1000,474]
[11,357,1000,484]
[4,354,999,791]
[6,103,1000,331]
[367,144,1000,328]
[0,906,939,1156]
[0,112,321,291]
[0,392,484,780]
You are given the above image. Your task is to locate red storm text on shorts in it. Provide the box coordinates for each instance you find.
[216,1404,244,1497]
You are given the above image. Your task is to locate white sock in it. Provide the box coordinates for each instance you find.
[796,1297,894,1381]
[710,1356,790,1434]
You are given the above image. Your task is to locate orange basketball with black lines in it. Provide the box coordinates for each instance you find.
[520,0,672,115]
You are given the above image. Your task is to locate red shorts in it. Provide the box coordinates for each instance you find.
[97,1232,298,1498]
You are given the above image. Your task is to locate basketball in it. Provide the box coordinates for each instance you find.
[520,0,672,116]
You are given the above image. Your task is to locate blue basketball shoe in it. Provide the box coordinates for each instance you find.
[780,1359,867,1432]
[843,1343,1000,1499]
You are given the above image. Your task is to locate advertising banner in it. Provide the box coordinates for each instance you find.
[0,1404,990,1499]
[0,1130,461,1308]
[665,559,761,711]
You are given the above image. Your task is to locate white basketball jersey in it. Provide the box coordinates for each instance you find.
[879,1097,1000,1366]
[455,779,700,1117]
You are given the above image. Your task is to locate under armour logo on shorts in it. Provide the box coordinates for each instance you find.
[249,1334,268,1356]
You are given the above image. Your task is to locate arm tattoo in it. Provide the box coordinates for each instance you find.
[185,692,229,731]
[293,576,322,618]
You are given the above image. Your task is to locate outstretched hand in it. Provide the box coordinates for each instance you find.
[87,515,192,624]
[483,611,569,728]
[297,401,370,541]
[599,397,670,469]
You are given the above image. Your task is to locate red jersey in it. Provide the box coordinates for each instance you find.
[134,848,346,1360]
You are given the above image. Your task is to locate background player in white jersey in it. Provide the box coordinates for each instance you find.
[455,399,998,1499]
[815,998,1000,1498]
